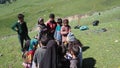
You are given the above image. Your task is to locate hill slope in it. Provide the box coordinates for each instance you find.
[0,0,120,68]
[0,0,120,37]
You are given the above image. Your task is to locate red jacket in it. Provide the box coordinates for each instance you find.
[47,20,57,33]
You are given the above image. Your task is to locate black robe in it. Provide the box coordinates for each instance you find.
[39,40,57,68]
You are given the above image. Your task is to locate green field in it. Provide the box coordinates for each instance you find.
[0,0,120,68]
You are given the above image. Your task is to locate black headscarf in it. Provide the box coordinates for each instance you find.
[39,40,57,68]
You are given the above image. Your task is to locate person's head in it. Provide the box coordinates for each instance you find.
[70,45,80,57]
[57,18,62,26]
[38,18,44,25]
[18,13,24,22]
[63,19,69,26]
[49,13,55,20]
[40,35,49,46]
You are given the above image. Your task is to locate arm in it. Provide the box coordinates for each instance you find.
[24,22,28,34]
[11,23,18,32]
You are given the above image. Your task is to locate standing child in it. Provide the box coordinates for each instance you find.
[11,14,30,52]
[70,45,80,68]
[37,18,48,40]
[54,18,62,45]
[46,13,57,39]
[61,19,71,45]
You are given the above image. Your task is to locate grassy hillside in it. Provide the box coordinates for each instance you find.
[0,5,120,68]
[0,0,120,68]
[0,0,120,37]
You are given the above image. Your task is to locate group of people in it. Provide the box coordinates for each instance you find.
[11,13,83,68]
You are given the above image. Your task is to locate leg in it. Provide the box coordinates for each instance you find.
[25,34,31,40]
[18,35,24,51]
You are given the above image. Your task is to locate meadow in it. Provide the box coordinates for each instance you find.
[0,0,120,68]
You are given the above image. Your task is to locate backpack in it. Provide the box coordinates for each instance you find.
[93,20,99,26]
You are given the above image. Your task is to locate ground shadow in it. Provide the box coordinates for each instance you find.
[82,57,96,68]
[82,46,90,52]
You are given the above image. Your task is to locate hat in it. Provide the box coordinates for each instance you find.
[67,32,76,42]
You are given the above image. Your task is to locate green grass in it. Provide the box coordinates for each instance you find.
[0,0,120,37]
[71,21,120,68]
[0,0,120,68]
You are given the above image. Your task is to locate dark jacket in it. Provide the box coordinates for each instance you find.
[39,40,57,68]
[33,46,47,67]
[11,21,28,35]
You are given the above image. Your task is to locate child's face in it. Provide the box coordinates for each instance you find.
[50,18,54,21]
[18,18,24,22]
[63,22,68,26]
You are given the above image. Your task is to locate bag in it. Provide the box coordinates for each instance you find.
[93,20,99,26]
[80,26,89,31]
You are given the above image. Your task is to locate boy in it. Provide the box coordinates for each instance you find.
[11,14,30,52]
[46,13,57,39]
[32,36,49,68]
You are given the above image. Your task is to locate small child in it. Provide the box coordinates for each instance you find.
[22,37,38,68]
[54,18,62,45]
[46,13,57,39]
[70,45,80,68]
[37,18,48,40]
[61,19,71,45]
[11,13,30,52]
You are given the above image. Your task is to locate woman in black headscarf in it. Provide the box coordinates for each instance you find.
[39,40,57,68]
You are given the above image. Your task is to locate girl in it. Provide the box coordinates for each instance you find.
[54,18,62,45]
[37,18,48,40]
[61,19,71,45]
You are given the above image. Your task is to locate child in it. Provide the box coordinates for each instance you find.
[61,19,71,45]
[66,33,83,67]
[32,35,49,68]
[22,37,38,68]
[46,13,57,39]
[11,13,30,52]
[54,18,62,45]
[68,39,83,68]
[70,45,80,68]
[37,18,48,40]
